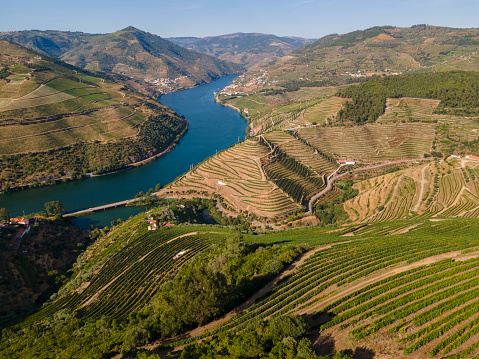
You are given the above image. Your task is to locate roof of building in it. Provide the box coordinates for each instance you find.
[16,228,25,238]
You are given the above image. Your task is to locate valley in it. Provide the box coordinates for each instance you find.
[0,41,188,191]
[3,23,479,359]
[0,27,244,95]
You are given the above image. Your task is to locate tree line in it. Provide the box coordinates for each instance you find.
[337,71,479,124]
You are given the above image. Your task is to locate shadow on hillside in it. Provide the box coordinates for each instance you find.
[353,347,375,359]
[339,348,375,359]
[310,331,335,356]
[306,312,375,359]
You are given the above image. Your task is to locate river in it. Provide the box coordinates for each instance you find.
[0,75,246,229]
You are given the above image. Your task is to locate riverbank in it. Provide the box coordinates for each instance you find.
[1,123,189,195]
[214,93,252,137]
[1,75,246,225]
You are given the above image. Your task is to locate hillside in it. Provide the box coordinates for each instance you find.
[167,32,314,68]
[0,40,188,190]
[0,27,244,94]
[5,24,479,359]
[4,212,479,358]
[226,25,479,97]
[0,216,89,323]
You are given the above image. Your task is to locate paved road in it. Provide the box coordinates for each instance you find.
[306,158,432,214]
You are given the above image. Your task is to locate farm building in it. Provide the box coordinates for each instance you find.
[466,155,479,161]
[15,225,30,239]
[337,159,356,165]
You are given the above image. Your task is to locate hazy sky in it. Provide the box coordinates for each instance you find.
[2,0,478,39]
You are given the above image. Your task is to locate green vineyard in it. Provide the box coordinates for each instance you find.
[264,150,324,204]
[24,226,227,323]
[174,219,479,359]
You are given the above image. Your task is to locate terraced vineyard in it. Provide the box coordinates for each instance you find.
[162,139,301,218]
[378,97,441,123]
[299,122,436,161]
[264,130,338,177]
[302,96,348,125]
[24,225,226,322]
[178,219,479,358]
[264,151,324,204]
[0,40,187,188]
[0,65,147,155]
[344,160,479,223]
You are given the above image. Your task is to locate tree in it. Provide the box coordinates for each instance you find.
[226,228,245,256]
[155,183,163,191]
[0,208,9,223]
[44,201,64,216]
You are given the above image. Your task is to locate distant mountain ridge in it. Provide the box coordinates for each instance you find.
[228,25,479,94]
[289,25,479,74]
[0,27,244,93]
[167,32,315,68]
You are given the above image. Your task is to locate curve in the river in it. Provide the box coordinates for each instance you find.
[0,75,246,228]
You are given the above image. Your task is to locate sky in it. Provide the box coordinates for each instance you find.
[2,0,478,39]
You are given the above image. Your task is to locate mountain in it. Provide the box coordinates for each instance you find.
[167,32,315,68]
[244,25,479,90]
[6,25,479,359]
[0,40,187,190]
[0,27,244,94]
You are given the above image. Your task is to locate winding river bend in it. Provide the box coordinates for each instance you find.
[0,75,246,228]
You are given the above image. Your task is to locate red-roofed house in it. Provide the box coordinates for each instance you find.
[10,218,29,225]
[15,225,30,239]
[16,228,25,239]
[466,155,479,161]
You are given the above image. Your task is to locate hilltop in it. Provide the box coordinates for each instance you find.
[0,40,188,190]
[0,27,244,94]
[167,32,315,68]
[229,25,479,96]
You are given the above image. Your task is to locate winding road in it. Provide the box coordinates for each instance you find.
[64,158,432,224]
[306,158,433,214]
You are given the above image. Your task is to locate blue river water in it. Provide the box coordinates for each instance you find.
[0,75,246,229]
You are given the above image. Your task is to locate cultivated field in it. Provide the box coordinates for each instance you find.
[0,71,151,155]
[299,122,436,161]
[264,130,338,176]
[161,139,301,219]
[344,159,479,223]
[173,218,479,358]
[23,221,229,323]
[302,96,348,125]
